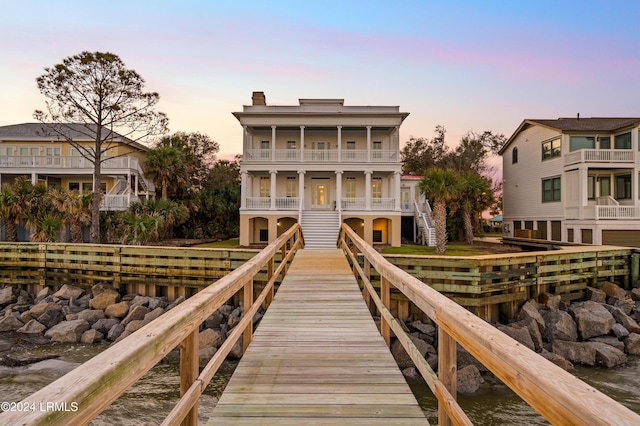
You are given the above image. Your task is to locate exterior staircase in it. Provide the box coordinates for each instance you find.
[300,210,340,248]
[415,200,436,246]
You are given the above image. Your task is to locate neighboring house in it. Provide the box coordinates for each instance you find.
[234,92,433,248]
[499,117,640,246]
[0,123,155,211]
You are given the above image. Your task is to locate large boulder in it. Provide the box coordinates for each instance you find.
[589,336,625,352]
[591,342,627,368]
[603,305,640,334]
[199,328,225,349]
[29,302,61,318]
[36,308,64,329]
[17,319,47,334]
[391,336,433,369]
[143,308,165,325]
[107,323,125,342]
[456,365,484,394]
[45,319,90,343]
[0,315,24,332]
[199,347,217,368]
[624,333,640,355]
[90,289,121,310]
[497,324,535,352]
[105,302,130,318]
[516,299,545,333]
[91,282,118,297]
[542,310,578,343]
[567,301,614,340]
[0,287,18,306]
[92,318,120,335]
[551,340,596,366]
[122,306,150,326]
[204,311,225,329]
[601,281,627,301]
[539,293,561,311]
[53,284,84,300]
[77,309,106,326]
[586,286,607,303]
[80,329,104,344]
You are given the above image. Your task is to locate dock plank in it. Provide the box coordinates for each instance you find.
[208,249,428,425]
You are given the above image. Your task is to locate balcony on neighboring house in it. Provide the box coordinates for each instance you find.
[564,149,634,166]
[566,196,640,220]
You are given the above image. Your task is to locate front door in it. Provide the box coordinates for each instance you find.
[312,182,331,209]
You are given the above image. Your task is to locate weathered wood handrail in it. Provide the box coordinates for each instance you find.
[0,224,303,425]
[338,223,640,426]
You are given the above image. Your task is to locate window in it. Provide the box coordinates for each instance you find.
[260,141,270,159]
[599,137,610,149]
[614,132,631,149]
[69,182,80,192]
[345,141,356,159]
[542,138,562,159]
[569,136,594,152]
[81,182,106,194]
[542,177,561,202]
[286,141,296,159]
[615,174,632,199]
[372,230,382,243]
[372,141,382,159]
[259,176,270,198]
[512,147,518,164]
[587,176,595,200]
[599,176,611,197]
[45,147,61,166]
[346,177,356,198]
[286,176,296,197]
[372,177,382,199]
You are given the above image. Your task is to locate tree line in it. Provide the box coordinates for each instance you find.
[402,126,504,254]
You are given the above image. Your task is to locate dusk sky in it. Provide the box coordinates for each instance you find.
[2,1,640,165]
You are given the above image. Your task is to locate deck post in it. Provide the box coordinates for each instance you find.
[243,278,253,352]
[632,253,639,287]
[381,276,391,346]
[438,327,456,426]
[179,329,199,426]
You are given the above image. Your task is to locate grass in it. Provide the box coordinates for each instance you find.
[194,238,240,248]
[381,242,497,256]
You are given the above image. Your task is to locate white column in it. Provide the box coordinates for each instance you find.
[127,172,132,205]
[270,170,277,209]
[394,126,400,152]
[271,125,277,161]
[32,173,37,184]
[241,171,248,209]
[336,171,343,212]
[337,125,342,162]
[365,171,372,210]
[300,126,305,162]
[242,126,248,156]
[394,171,401,211]
[579,165,588,220]
[366,126,372,162]
[298,170,305,212]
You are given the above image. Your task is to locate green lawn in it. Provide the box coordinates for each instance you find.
[381,243,493,256]
[194,239,240,248]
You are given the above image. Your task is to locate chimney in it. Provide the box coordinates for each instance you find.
[252,91,266,105]
[577,113,580,120]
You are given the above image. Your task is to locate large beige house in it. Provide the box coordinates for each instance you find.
[0,123,155,211]
[500,117,640,246]
[235,92,431,248]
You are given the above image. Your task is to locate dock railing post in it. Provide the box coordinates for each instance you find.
[243,278,253,352]
[438,328,456,426]
[381,276,391,347]
[180,329,199,426]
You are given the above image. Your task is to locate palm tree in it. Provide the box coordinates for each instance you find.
[61,190,92,243]
[0,184,20,241]
[459,173,494,244]
[144,142,189,200]
[419,168,462,254]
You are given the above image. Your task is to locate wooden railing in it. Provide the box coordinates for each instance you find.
[0,224,303,426]
[337,223,640,426]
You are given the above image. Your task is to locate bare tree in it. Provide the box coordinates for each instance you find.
[34,51,168,242]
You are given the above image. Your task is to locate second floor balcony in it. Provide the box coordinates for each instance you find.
[564,149,634,166]
[0,155,143,171]
[244,149,399,163]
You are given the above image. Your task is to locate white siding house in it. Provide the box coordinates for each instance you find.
[500,117,640,246]
[234,92,429,248]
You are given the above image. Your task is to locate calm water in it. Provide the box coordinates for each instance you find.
[2,342,639,425]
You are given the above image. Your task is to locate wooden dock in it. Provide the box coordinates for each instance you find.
[208,248,427,425]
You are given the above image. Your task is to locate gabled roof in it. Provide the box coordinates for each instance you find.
[499,117,640,154]
[0,123,149,151]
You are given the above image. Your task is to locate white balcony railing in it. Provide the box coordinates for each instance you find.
[371,198,395,210]
[243,149,399,163]
[0,155,141,170]
[565,149,634,165]
[597,206,640,219]
[342,198,366,210]
[100,195,131,211]
[275,197,299,209]
[246,197,271,209]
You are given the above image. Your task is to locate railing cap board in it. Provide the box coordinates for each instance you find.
[339,224,640,425]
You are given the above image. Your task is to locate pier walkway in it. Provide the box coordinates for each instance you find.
[208,248,427,425]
